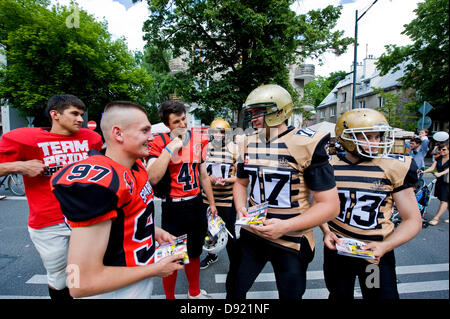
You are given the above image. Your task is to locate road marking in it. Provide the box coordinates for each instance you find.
[151,280,449,299]
[26,263,449,285]
[21,263,449,299]
[0,196,27,200]
[215,263,449,283]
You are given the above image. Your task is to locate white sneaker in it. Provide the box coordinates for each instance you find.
[188,289,213,299]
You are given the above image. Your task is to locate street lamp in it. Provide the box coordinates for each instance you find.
[352,0,378,109]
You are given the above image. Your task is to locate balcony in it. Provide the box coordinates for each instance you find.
[294,64,315,81]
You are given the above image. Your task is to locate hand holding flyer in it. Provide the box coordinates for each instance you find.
[335,237,376,260]
[235,202,268,226]
[155,234,189,264]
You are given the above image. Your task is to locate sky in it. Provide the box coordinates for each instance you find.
[52,0,423,77]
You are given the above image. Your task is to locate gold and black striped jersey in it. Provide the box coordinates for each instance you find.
[328,153,418,246]
[236,126,335,253]
[202,141,237,207]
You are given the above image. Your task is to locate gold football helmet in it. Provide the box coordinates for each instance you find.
[243,84,293,128]
[210,118,231,130]
[335,108,395,158]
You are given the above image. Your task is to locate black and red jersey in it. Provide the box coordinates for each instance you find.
[51,151,155,267]
[148,129,208,198]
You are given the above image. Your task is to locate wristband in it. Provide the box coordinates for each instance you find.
[164,146,173,155]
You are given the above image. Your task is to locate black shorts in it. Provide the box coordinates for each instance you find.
[161,195,207,259]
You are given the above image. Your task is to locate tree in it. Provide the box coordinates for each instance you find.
[376,0,449,123]
[372,87,417,131]
[139,0,353,125]
[299,71,346,121]
[0,0,154,126]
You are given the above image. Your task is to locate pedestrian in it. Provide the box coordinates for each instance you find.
[320,108,422,300]
[406,132,429,170]
[147,100,218,299]
[0,94,103,300]
[421,142,449,226]
[227,84,340,299]
[51,101,184,298]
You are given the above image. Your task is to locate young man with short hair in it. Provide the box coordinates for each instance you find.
[0,94,103,299]
[51,101,184,298]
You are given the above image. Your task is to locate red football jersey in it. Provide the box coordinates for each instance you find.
[148,129,208,198]
[51,153,156,267]
[0,127,103,229]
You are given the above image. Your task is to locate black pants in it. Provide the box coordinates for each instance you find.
[226,229,314,300]
[202,202,238,293]
[323,246,399,300]
[161,195,207,259]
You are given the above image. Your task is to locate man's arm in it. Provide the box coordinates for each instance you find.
[199,162,217,215]
[233,176,250,218]
[0,160,46,177]
[363,187,422,260]
[146,137,183,185]
[67,220,184,298]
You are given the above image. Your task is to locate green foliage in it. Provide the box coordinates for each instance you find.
[0,0,154,125]
[299,71,346,120]
[376,0,449,122]
[372,87,417,131]
[141,0,353,125]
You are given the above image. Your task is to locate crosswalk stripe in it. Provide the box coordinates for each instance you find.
[0,196,27,200]
[26,263,449,286]
[214,263,449,283]
[151,280,449,299]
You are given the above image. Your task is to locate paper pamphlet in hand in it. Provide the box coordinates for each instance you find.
[207,209,226,236]
[235,202,268,226]
[155,234,189,264]
[335,238,376,260]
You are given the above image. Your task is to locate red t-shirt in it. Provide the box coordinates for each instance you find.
[0,127,103,229]
[148,129,208,198]
[51,153,155,267]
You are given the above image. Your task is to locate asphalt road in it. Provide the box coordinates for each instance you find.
[0,174,448,300]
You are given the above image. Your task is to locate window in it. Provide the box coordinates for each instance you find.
[320,110,325,119]
[378,97,385,107]
[330,107,336,117]
[341,92,347,103]
[358,100,366,108]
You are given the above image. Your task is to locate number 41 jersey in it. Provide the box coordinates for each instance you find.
[51,151,155,267]
[328,153,418,243]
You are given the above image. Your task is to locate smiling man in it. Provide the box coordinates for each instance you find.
[51,101,184,298]
[0,94,103,300]
[146,100,217,299]
[320,108,422,300]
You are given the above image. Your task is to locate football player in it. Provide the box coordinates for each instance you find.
[147,100,217,299]
[320,108,422,300]
[228,84,340,299]
[51,101,184,298]
[200,118,239,289]
[0,94,103,300]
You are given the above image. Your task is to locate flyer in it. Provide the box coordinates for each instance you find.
[335,237,376,260]
[155,234,189,264]
[235,202,268,226]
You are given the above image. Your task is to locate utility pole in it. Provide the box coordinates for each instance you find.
[352,0,378,109]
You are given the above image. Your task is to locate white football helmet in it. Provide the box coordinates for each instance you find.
[203,208,228,254]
